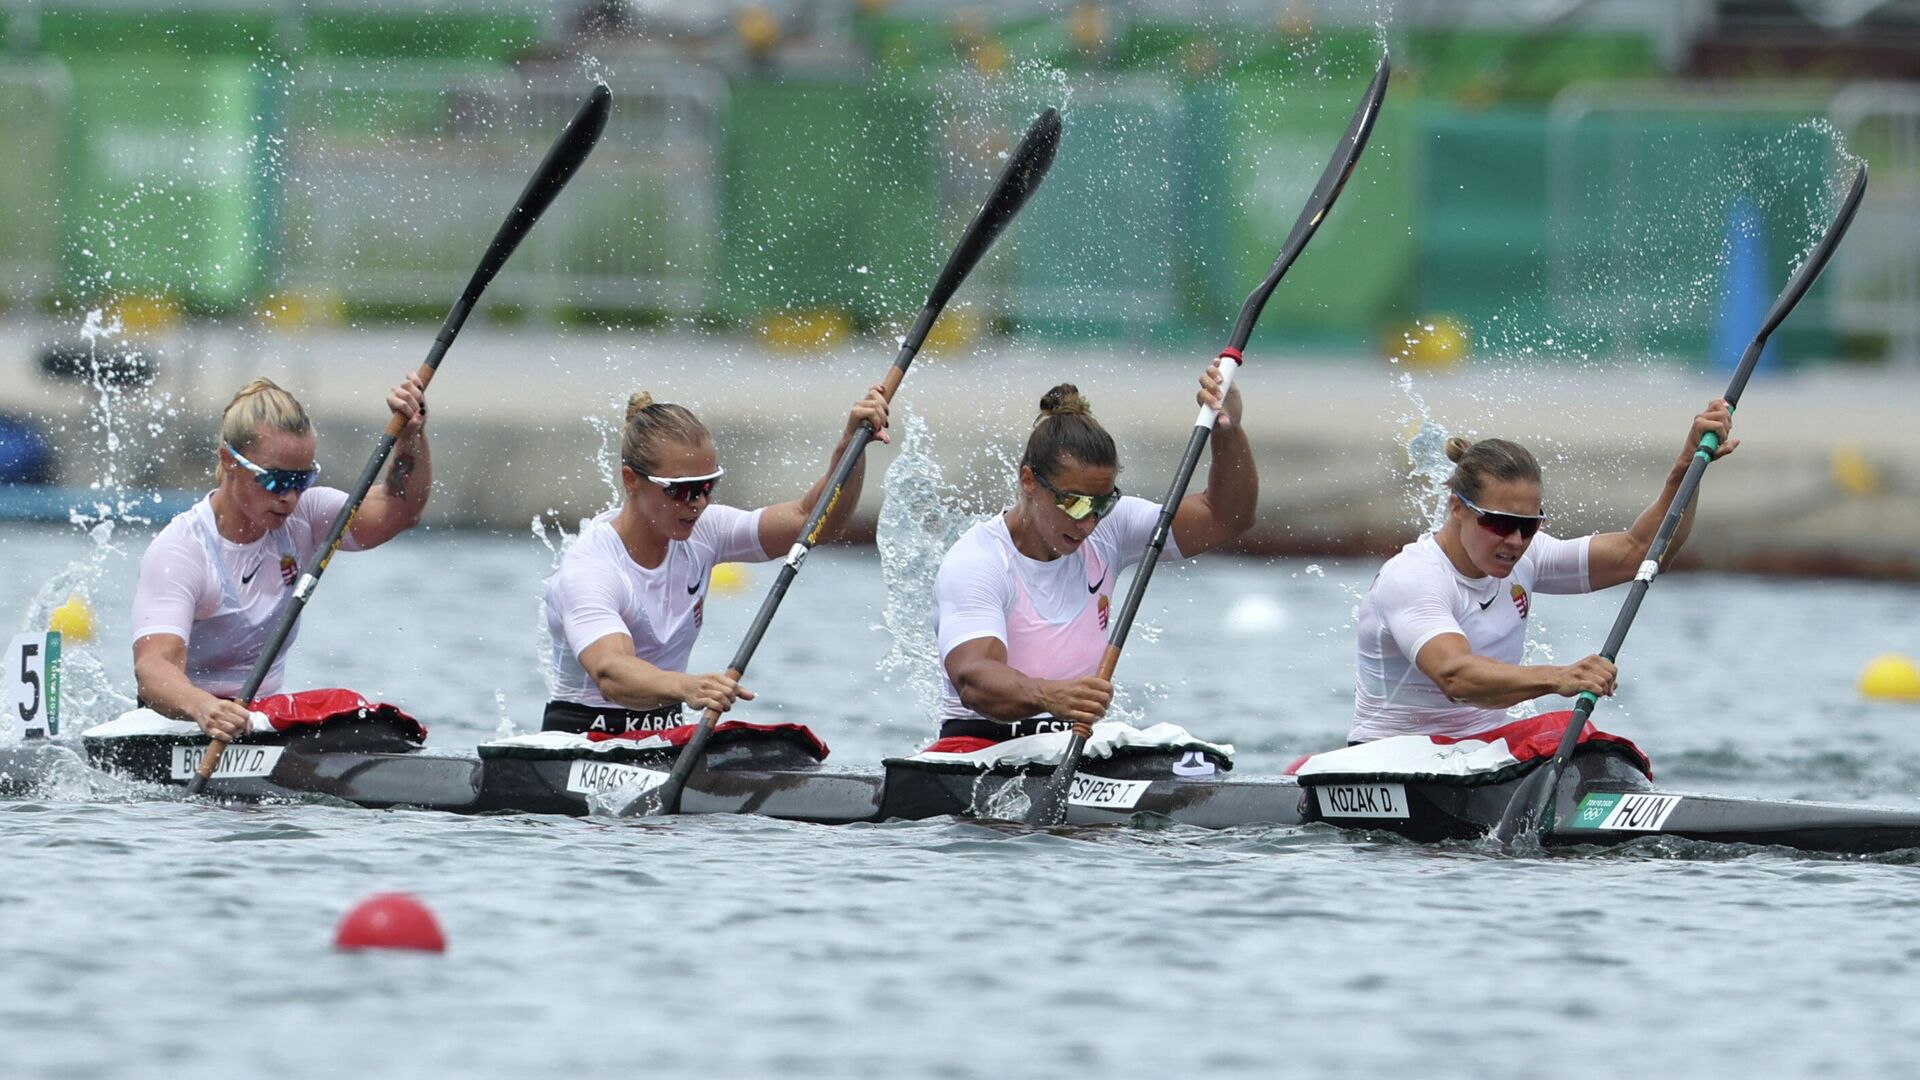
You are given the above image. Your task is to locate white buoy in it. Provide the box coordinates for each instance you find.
[1223,594,1287,638]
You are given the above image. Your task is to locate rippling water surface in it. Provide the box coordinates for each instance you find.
[4,523,1920,1078]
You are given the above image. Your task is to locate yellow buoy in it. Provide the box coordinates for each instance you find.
[259,289,345,333]
[1069,2,1109,51]
[107,294,183,337]
[1387,315,1470,370]
[49,593,95,645]
[1830,444,1883,497]
[971,39,1009,76]
[921,306,983,355]
[736,5,781,54]
[1859,654,1920,702]
[755,308,853,354]
[710,563,750,596]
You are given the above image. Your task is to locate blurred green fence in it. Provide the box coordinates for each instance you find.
[0,41,1891,363]
[280,64,723,318]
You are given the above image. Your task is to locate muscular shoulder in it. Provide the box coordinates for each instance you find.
[1371,538,1456,606]
[137,515,210,593]
[934,520,1012,599]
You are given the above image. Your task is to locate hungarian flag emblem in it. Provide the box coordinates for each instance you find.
[279,555,298,585]
[1510,583,1530,618]
[1097,593,1110,629]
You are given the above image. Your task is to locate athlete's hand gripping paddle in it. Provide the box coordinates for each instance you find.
[188,85,613,794]
[1489,164,1868,847]
[1026,55,1392,827]
[631,107,1064,818]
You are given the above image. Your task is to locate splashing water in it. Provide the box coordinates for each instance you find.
[1394,372,1456,532]
[17,310,189,733]
[528,512,584,703]
[874,408,990,722]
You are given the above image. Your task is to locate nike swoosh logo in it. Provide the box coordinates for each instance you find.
[1478,597,1495,610]
[688,570,703,595]
[240,561,262,585]
[1088,574,1105,594]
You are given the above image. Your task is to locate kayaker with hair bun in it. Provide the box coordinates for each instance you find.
[541,385,889,735]
[1349,399,1738,743]
[131,373,431,743]
[932,365,1257,743]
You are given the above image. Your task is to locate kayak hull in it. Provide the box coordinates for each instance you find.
[65,721,1920,854]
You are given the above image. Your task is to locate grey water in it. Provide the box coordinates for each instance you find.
[4,522,1920,1079]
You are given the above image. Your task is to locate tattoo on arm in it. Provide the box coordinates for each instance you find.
[386,453,417,499]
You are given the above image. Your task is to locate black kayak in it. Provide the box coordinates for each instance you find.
[46,715,1920,855]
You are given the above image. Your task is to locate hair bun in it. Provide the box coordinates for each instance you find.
[625,391,655,423]
[1038,383,1092,418]
[1443,435,1473,463]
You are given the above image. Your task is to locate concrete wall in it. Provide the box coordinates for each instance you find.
[6,321,1918,577]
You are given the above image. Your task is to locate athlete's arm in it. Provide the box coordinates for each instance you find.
[577,633,754,715]
[1413,633,1616,709]
[1171,359,1257,556]
[943,637,1112,726]
[1587,399,1736,589]
[131,633,254,742]
[350,372,433,549]
[757,386,890,556]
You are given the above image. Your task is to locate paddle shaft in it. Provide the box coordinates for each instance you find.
[643,109,1063,816]
[1026,55,1390,826]
[188,85,613,793]
[1490,164,1868,844]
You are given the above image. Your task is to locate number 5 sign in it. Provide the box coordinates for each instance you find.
[6,632,61,739]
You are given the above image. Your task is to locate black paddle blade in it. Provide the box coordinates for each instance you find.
[1228,52,1390,352]
[923,106,1063,313]
[464,83,613,304]
[1729,163,1868,402]
[1489,762,1556,847]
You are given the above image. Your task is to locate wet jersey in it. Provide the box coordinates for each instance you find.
[545,505,767,710]
[933,497,1179,723]
[131,488,363,699]
[1351,531,1592,741]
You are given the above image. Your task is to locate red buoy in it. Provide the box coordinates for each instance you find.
[334,893,447,953]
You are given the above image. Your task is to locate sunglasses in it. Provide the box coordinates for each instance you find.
[644,467,724,502]
[225,442,320,495]
[1456,491,1545,540]
[1034,471,1122,522]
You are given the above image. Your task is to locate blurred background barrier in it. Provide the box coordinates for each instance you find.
[0,0,1906,364]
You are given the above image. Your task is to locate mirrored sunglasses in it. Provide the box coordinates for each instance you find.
[1034,472,1121,522]
[225,442,320,495]
[1456,491,1545,540]
[645,467,724,502]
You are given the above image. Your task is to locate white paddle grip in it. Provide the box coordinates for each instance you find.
[1194,354,1238,430]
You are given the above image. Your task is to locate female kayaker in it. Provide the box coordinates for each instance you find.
[1349,399,1738,742]
[932,366,1256,743]
[542,387,889,734]
[132,374,431,742]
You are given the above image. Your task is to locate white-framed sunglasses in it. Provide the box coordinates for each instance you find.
[642,467,724,502]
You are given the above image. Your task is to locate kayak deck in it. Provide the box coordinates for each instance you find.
[52,722,1920,855]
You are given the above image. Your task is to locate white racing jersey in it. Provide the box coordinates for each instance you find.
[545,504,767,709]
[932,496,1179,722]
[131,488,363,698]
[1351,531,1592,741]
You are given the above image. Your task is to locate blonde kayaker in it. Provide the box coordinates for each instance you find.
[131,375,431,742]
[1350,399,1737,742]
[541,387,888,735]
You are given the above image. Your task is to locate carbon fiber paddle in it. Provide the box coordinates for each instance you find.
[188,84,613,793]
[633,107,1064,817]
[1489,163,1869,847]
[1026,55,1392,827]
